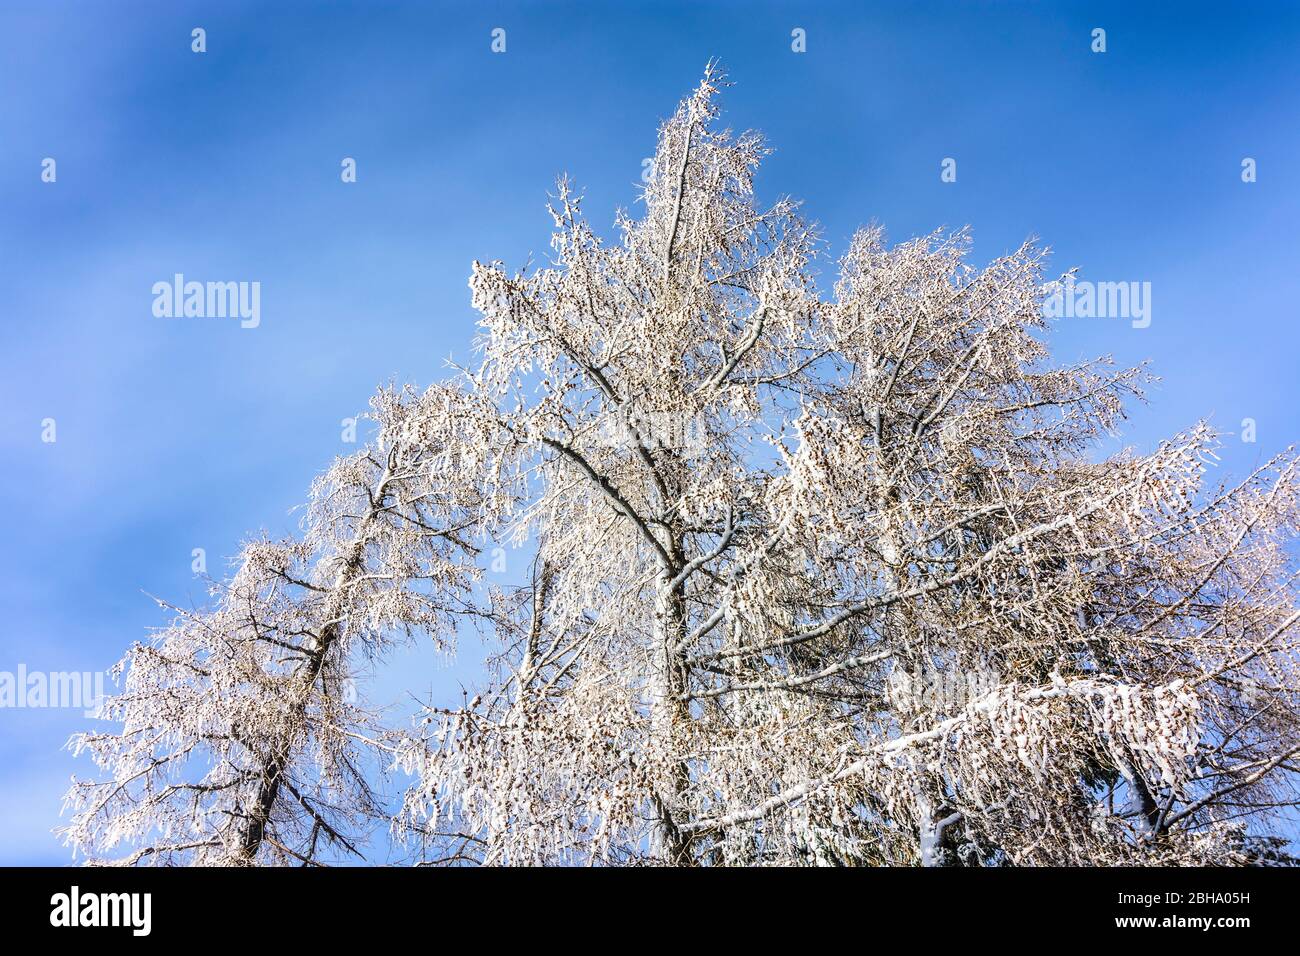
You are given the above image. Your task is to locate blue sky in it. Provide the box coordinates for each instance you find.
[1,1,1297,864]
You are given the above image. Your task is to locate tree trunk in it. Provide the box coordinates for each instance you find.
[233,496,381,863]
[650,566,692,864]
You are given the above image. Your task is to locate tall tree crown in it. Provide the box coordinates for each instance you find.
[66,69,1300,866]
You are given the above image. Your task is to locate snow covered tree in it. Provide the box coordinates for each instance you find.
[69,67,1300,866]
[62,385,509,864]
